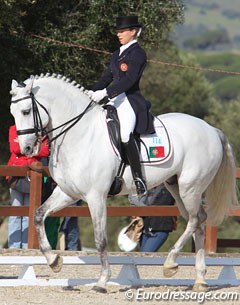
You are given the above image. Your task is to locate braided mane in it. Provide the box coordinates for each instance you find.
[33,73,87,93]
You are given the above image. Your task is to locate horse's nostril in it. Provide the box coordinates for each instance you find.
[24,146,33,156]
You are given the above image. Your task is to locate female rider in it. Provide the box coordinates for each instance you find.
[89,16,154,204]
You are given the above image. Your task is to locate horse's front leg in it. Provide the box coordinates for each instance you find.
[87,195,110,293]
[34,186,75,272]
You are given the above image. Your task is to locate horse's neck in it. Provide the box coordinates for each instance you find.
[37,78,102,137]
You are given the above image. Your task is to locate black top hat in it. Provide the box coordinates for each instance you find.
[116,16,141,30]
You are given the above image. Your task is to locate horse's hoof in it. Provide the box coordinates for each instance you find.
[163,265,178,278]
[92,285,107,294]
[193,282,208,292]
[49,255,63,273]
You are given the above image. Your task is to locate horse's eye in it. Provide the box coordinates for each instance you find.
[22,109,31,116]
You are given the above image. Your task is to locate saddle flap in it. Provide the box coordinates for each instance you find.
[104,105,123,160]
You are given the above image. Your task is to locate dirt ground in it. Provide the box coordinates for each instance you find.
[0,249,239,305]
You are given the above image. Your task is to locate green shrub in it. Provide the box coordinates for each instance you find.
[213,76,240,101]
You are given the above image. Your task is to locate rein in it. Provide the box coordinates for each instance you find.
[47,99,94,144]
[12,92,95,145]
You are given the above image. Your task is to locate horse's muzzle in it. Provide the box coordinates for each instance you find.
[23,145,34,157]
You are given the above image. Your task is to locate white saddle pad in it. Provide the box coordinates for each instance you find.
[140,117,173,165]
[107,116,173,165]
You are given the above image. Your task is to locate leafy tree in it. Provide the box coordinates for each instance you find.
[213,76,240,102]
[141,47,215,118]
[0,0,184,162]
[195,52,240,103]
[24,0,184,84]
[205,99,240,164]
[183,28,230,50]
[195,52,240,83]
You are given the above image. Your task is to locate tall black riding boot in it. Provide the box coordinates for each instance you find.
[123,134,148,205]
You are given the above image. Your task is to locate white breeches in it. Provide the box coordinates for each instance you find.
[108,93,136,143]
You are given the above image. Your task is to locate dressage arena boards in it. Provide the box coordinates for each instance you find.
[0,250,239,287]
[1,251,240,305]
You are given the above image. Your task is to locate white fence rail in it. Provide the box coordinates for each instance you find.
[0,255,239,287]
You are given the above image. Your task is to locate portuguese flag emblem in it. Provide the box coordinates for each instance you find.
[149,146,165,158]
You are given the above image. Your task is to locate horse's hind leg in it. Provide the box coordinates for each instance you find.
[87,195,110,293]
[163,186,203,278]
[163,214,199,277]
[193,205,208,291]
[34,186,75,272]
[163,188,208,291]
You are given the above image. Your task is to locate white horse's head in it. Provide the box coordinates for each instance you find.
[10,76,49,157]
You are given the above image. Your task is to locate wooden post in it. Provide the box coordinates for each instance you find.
[205,225,218,254]
[28,163,43,249]
[0,165,239,252]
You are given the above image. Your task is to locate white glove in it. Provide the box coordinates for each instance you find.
[91,89,107,103]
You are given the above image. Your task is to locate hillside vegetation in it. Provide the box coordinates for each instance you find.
[195,52,240,102]
[174,0,240,50]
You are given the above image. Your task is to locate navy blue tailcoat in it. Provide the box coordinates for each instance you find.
[92,42,155,135]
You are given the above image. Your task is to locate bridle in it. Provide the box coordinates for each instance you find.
[12,92,49,139]
[11,83,95,144]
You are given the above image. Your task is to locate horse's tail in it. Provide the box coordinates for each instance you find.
[206,129,239,226]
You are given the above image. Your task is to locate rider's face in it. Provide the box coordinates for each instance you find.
[117,28,137,45]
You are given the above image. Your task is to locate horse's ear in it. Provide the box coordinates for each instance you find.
[11,80,18,90]
[10,80,18,96]
[26,76,34,94]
